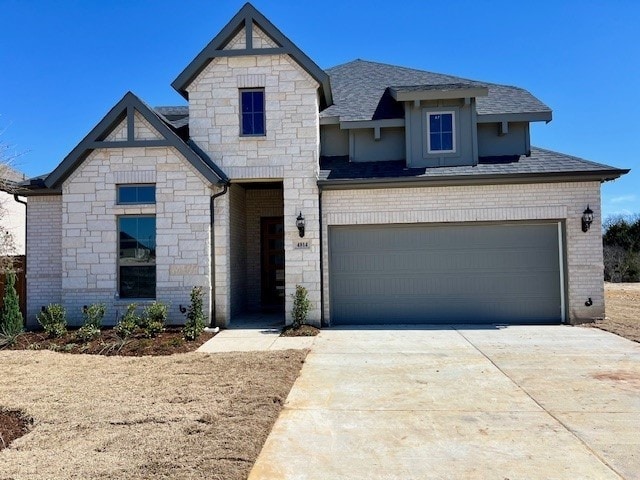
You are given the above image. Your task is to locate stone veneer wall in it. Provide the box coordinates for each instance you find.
[56,145,213,325]
[26,196,62,327]
[188,53,321,325]
[321,181,604,325]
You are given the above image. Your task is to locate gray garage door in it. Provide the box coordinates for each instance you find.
[329,222,563,325]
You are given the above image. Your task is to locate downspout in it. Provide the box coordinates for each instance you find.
[209,184,228,327]
[13,194,27,327]
[318,186,325,327]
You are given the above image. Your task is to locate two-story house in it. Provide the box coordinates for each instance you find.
[16,3,628,327]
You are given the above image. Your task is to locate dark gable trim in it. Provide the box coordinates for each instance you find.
[44,91,228,189]
[171,3,332,108]
[318,169,630,190]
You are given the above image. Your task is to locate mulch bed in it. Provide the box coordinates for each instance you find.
[0,409,32,451]
[5,327,215,356]
[281,324,320,337]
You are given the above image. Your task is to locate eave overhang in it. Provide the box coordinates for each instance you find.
[389,84,488,102]
[318,169,630,190]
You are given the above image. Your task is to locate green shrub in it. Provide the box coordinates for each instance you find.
[291,285,311,329]
[0,270,24,346]
[37,304,67,338]
[139,302,167,338]
[114,304,139,339]
[76,303,106,342]
[82,303,105,329]
[183,286,206,341]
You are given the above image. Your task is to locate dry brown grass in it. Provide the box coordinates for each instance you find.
[595,282,640,343]
[0,349,306,479]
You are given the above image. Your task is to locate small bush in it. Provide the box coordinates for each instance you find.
[291,285,311,329]
[1,270,24,344]
[183,286,206,341]
[76,303,106,342]
[37,304,67,338]
[139,302,168,338]
[114,304,139,339]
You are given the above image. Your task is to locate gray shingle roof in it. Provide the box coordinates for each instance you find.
[155,106,189,129]
[321,59,552,122]
[318,147,628,184]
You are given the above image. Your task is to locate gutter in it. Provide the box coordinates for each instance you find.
[209,184,229,327]
[317,169,630,190]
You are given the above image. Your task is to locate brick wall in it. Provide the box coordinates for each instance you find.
[26,196,62,327]
[321,181,604,324]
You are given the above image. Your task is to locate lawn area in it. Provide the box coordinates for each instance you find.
[595,282,640,343]
[0,349,306,480]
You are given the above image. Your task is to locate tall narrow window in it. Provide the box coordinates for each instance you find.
[427,111,455,153]
[118,216,156,298]
[240,89,265,136]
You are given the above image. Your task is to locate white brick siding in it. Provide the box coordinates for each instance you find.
[26,196,62,327]
[322,181,604,325]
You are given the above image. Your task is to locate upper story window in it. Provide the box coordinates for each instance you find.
[240,89,265,136]
[117,184,156,205]
[427,111,455,153]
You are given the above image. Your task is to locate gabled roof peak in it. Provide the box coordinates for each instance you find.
[171,2,332,108]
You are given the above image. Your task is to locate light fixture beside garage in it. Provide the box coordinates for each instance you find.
[581,205,594,232]
[296,211,305,238]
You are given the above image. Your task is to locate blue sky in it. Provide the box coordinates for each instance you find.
[1,0,638,218]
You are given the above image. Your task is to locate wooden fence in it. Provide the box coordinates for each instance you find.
[0,256,26,322]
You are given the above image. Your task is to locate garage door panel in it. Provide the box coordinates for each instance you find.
[329,223,562,325]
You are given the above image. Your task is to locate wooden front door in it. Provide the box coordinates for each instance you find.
[261,217,285,310]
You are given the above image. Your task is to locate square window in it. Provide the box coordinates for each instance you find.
[426,111,456,154]
[240,89,265,136]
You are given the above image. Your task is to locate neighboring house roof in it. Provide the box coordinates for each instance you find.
[172,2,332,108]
[321,59,552,123]
[318,147,629,188]
[20,92,228,195]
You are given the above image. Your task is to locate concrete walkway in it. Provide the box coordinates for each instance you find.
[197,313,315,353]
[248,325,640,479]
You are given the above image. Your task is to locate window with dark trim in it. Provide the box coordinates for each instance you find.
[117,184,156,205]
[240,89,265,136]
[426,111,456,153]
[118,216,156,298]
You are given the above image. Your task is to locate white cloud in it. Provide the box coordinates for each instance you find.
[609,194,637,204]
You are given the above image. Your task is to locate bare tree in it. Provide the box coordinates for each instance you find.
[0,136,21,273]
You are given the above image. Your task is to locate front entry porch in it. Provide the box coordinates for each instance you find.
[228,182,285,326]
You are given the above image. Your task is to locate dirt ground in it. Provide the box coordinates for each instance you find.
[595,282,640,343]
[0,349,306,480]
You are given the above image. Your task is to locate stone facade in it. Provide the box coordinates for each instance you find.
[321,181,604,324]
[188,52,321,325]
[44,140,214,326]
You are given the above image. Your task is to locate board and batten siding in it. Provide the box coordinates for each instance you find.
[321,181,603,325]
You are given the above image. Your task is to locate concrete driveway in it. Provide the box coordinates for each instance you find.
[249,325,640,479]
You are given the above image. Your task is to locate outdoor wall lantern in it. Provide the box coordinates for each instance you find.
[296,211,306,238]
[581,205,594,232]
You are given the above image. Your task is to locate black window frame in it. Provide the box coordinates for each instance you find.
[118,215,157,299]
[117,184,156,205]
[239,88,266,137]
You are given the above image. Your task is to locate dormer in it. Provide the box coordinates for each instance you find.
[390,83,488,168]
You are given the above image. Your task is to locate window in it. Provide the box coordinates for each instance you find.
[117,184,156,204]
[240,89,265,136]
[118,216,156,298]
[427,111,455,153]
